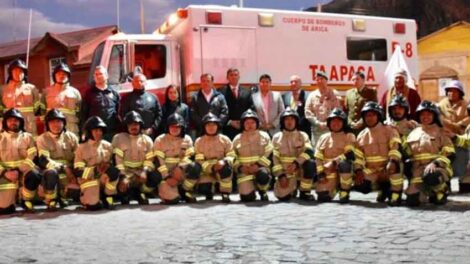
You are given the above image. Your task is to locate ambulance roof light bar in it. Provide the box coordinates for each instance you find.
[394,23,406,34]
[258,13,274,27]
[206,10,222,24]
[352,19,366,32]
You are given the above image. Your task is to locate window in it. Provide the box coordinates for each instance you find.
[347,37,387,61]
[49,57,66,84]
[107,44,127,85]
[88,41,105,85]
[134,44,166,79]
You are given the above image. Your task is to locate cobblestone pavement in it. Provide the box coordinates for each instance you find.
[1,180,470,264]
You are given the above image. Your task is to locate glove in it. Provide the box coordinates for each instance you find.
[4,170,19,182]
[213,160,226,173]
[118,178,130,193]
[36,155,49,170]
[171,167,184,182]
[166,177,179,187]
[278,175,289,188]
[355,170,365,185]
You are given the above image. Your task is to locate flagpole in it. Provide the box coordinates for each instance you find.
[26,9,32,67]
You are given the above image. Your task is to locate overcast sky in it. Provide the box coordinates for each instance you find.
[0,0,331,43]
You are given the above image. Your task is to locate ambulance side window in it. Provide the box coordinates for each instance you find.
[347,37,387,61]
[134,44,167,80]
[107,44,127,84]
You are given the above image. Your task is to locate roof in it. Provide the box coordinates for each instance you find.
[0,25,118,60]
[418,21,470,42]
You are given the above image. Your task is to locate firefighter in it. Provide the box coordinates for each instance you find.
[74,116,119,210]
[0,108,39,213]
[385,95,419,181]
[385,95,419,139]
[36,109,79,210]
[272,107,316,201]
[0,59,41,136]
[314,108,356,203]
[232,109,273,202]
[354,102,403,206]
[403,101,455,206]
[155,113,199,204]
[190,113,235,203]
[453,102,470,193]
[41,63,82,136]
[113,111,161,205]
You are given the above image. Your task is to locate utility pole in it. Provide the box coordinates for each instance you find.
[117,0,120,30]
[140,0,145,33]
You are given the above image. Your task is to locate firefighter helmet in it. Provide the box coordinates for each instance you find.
[45,108,67,132]
[2,108,25,132]
[52,63,71,83]
[166,113,186,137]
[7,59,28,82]
[415,100,442,127]
[443,80,465,97]
[123,111,144,126]
[280,107,299,130]
[83,116,107,141]
[361,101,384,123]
[202,112,221,135]
[327,108,347,131]
[240,109,260,131]
[388,95,410,120]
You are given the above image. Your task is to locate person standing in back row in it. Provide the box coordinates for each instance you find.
[220,68,254,140]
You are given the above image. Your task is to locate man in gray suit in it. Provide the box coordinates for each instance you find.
[252,74,285,137]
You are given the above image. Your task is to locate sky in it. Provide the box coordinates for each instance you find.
[0,0,332,43]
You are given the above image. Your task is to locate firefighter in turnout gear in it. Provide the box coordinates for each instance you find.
[354,101,403,206]
[113,111,160,205]
[0,109,38,213]
[453,101,470,193]
[74,116,119,210]
[41,63,82,136]
[191,113,235,203]
[385,95,418,181]
[403,101,455,206]
[232,109,273,202]
[0,59,41,136]
[314,108,356,203]
[154,113,199,204]
[36,109,79,210]
[272,107,316,201]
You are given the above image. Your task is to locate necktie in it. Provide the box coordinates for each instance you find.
[233,88,238,99]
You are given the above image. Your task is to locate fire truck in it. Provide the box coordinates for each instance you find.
[87,5,418,101]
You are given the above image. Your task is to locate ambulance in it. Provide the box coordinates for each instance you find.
[87,5,418,101]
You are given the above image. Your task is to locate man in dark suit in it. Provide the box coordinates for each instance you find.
[282,75,311,137]
[220,68,254,139]
[191,73,228,136]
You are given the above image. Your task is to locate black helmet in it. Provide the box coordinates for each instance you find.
[240,109,259,131]
[327,108,348,131]
[2,108,25,132]
[83,116,107,141]
[361,101,384,123]
[415,100,442,127]
[45,108,67,132]
[52,63,71,83]
[388,95,410,121]
[166,113,186,137]
[202,112,221,135]
[280,107,299,130]
[123,111,144,126]
[467,101,470,116]
[7,59,28,83]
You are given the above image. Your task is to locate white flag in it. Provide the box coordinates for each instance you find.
[378,45,415,100]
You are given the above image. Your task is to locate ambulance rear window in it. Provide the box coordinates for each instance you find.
[347,37,387,61]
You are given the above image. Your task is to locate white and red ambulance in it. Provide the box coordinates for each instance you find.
[87,5,418,101]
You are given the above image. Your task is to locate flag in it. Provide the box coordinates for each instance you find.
[378,45,415,100]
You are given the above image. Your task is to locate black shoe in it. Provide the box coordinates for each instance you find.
[299,191,315,201]
[221,194,231,203]
[376,191,388,203]
[259,191,269,201]
[58,198,69,208]
[46,200,58,212]
[388,192,402,207]
[137,193,149,205]
[102,196,115,210]
[184,192,197,203]
[0,204,16,215]
[205,193,214,201]
[21,200,34,213]
[431,192,447,205]
[120,195,130,205]
[338,191,350,204]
